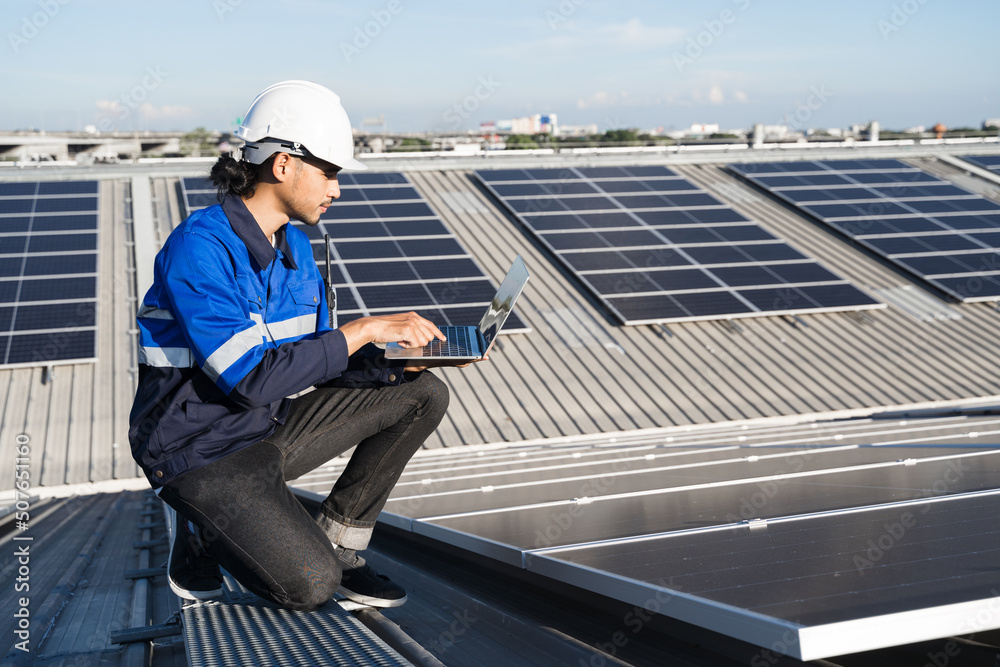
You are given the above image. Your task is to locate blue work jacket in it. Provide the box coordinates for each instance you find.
[128,196,407,489]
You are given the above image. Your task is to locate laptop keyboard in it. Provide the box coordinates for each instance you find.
[423,326,477,357]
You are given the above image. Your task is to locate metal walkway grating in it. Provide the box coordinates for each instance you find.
[183,575,412,666]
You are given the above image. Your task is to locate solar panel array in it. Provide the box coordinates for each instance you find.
[295,419,1000,661]
[962,154,1000,177]
[180,175,528,332]
[729,159,1000,302]
[0,181,99,367]
[474,166,882,325]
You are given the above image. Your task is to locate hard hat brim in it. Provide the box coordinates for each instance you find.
[336,155,368,171]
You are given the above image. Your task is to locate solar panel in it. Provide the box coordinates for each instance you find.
[0,181,100,367]
[961,154,1000,177]
[475,166,882,325]
[297,417,1000,660]
[179,174,529,332]
[730,159,1000,302]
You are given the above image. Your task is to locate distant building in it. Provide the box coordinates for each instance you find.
[808,128,844,137]
[482,113,558,135]
[984,118,1000,130]
[689,123,720,136]
[756,124,793,140]
[555,123,598,137]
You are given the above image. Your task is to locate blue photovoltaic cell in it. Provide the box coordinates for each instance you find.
[962,155,1000,175]
[594,179,698,194]
[476,166,881,324]
[324,205,380,220]
[28,233,97,253]
[12,301,96,331]
[0,217,31,233]
[0,200,35,215]
[38,181,99,195]
[730,158,1000,301]
[181,174,527,332]
[33,214,99,232]
[846,171,940,184]
[0,237,28,255]
[34,197,98,213]
[343,172,409,186]
[24,252,97,276]
[0,183,38,197]
[0,180,100,366]
[638,209,748,225]
[17,277,97,303]
[385,220,451,237]
[6,330,95,365]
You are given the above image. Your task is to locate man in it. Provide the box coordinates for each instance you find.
[129,81,471,610]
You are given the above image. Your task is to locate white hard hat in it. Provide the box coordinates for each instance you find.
[233,80,367,171]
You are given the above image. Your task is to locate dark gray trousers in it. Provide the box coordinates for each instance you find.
[159,371,449,610]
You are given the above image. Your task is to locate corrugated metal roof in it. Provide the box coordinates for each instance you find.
[4,148,1000,494]
[399,164,1000,448]
[0,178,139,495]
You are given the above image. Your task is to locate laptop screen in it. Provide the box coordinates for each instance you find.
[478,256,529,351]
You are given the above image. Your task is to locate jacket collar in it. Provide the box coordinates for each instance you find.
[221,196,299,272]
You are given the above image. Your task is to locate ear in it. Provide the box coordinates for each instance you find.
[270,153,296,183]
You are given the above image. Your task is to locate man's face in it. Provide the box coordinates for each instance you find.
[286,156,341,225]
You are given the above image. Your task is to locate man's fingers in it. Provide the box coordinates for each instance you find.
[366,312,446,347]
[402,312,445,346]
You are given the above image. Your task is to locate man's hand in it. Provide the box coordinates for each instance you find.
[339,311,444,355]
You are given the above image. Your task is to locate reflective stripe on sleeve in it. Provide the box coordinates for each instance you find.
[139,345,194,368]
[203,324,263,383]
[250,312,274,343]
[266,314,316,342]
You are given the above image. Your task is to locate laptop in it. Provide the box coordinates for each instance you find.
[384,256,529,361]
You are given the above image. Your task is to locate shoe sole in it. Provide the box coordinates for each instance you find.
[336,586,407,608]
[169,577,224,601]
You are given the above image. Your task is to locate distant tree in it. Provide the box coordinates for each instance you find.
[602,129,640,144]
[505,134,539,150]
[180,128,218,157]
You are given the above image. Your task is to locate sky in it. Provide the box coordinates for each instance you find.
[1,0,998,135]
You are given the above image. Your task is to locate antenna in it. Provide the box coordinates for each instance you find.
[324,233,337,329]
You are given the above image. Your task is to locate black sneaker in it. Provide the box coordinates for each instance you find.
[335,547,407,608]
[167,509,223,601]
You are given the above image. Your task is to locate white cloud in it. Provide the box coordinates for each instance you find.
[139,104,196,120]
[487,17,684,60]
[575,91,645,109]
[95,100,121,112]
[577,91,612,109]
[688,86,737,106]
[596,18,685,49]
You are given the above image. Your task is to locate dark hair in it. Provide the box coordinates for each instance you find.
[209,153,273,201]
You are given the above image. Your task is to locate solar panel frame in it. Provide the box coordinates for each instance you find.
[729,158,1000,302]
[475,166,883,325]
[179,174,529,333]
[0,180,100,368]
[961,154,1000,176]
